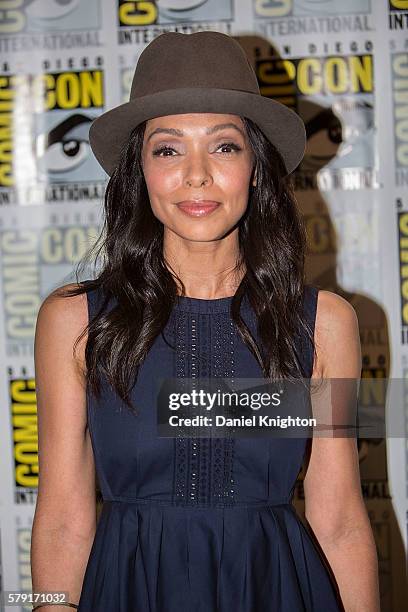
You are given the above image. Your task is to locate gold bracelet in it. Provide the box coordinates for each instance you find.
[32,603,78,610]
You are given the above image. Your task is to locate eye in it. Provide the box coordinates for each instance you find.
[152,145,177,157]
[152,141,243,157]
[216,142,242,154]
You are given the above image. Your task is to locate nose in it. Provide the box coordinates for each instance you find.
[183,151,213,188]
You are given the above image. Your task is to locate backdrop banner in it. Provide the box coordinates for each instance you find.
[0,1,407,610]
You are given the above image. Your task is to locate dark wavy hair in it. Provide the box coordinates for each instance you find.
[60,116,316,414]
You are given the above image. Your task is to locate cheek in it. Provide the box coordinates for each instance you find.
[144,165,181,200]
[215,163,252,197]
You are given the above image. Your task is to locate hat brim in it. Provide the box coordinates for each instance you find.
[89,87,306,177]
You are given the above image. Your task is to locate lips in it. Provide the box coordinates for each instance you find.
[176,200,220,217]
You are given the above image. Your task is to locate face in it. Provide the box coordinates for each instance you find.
[141,113,255,242]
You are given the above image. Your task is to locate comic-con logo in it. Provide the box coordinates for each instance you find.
[117,0,233,27]
[34,68,104,184]
[0,223,99,343]
[0,67,104,191]
[9,377,38,498]
[255,52,374,174]
[0,0,101,34]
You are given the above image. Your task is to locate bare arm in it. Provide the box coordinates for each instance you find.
[30,284,96,611]
[303,290,380,612]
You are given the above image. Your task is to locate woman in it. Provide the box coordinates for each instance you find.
[31,32,380,611]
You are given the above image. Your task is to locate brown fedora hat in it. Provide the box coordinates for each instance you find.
[89,31,306,177]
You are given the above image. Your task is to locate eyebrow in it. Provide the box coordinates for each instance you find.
[146,122,246,142]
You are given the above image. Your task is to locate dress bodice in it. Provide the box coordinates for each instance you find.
[84,285,316,509]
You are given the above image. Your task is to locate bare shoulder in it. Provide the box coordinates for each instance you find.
[41,281,88,312]
[39,282,88,324]
[313,289,361,379]
[36,282,89,375]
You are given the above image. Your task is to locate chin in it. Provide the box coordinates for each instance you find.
[180,232,227,242]
[171,225,230,241]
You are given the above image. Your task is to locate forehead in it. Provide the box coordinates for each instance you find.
[145,113,245,133]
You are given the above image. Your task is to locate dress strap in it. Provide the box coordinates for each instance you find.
[300,284,320,379]
[81,279,108,327]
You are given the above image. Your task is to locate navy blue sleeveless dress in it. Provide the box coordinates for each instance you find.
[77,283,342,612]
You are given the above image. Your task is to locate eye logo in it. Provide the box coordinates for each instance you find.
[35,113,93,177]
